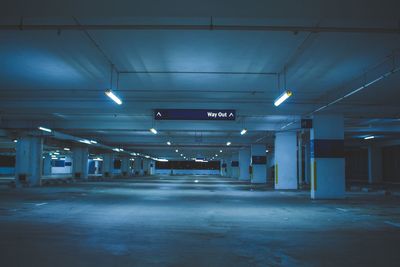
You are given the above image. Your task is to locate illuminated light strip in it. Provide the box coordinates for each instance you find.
[311,67,400,114]
[38,126,52,132]
[105,89,122,105]
[274,90,292,107]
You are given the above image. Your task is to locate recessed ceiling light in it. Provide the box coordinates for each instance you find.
[167,141,171,145]
[240,129,247,135]
[226,141,231,146]
[175,149,179,153]
[220,150,222,153]
[150,128,158,134]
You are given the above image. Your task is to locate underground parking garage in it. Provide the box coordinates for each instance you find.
[1,1,400,266]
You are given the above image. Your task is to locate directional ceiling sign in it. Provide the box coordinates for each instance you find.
[154,109,236,121]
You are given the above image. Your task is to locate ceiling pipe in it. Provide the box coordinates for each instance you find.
[0,24,399,34]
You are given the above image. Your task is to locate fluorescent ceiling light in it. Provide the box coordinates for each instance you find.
[180,154,183,156]
[150,128,158,134]
[63,148,70,151]
[364,136,375,140]
[274,90,292,107]
[93,157,103,161]
[167,141,171,145]
[226,141,231,146]
[38,126,52,133]
[13,139,18,143]
[90,140,97,144]
[157,159,168,162]
[119,148,124,152]
[113,148,120,152]
[215,154,218,157]
[105,89,122,105]
[266,149,269,153]
[175,149,179,153]
[79,139,91,145]
[145,155,150,158]
[240,129,247,135]
[53,152,60,155]
[220,150,222,153]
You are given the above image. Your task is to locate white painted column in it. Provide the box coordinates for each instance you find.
[121,157,130,177]
[15,136,43,187]
[226,156,232,178]
[368,145,382,184]
[220,160,226,176]
[149,160,155,175]
[250,144,266,184]
[231,153,240,179]
[72,146,89,180]
[304,137,311,185]
[43,153,52,176]
[102,153,114,178]
[134,157,143,176]
[311,114,345,199]
[275,132,298,189]
[239,148,251,181]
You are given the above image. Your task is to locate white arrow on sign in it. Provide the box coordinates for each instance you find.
[156,112,162,117]
[229,113,234,117]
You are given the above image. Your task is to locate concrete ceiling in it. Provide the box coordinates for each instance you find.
[0,0,400,159]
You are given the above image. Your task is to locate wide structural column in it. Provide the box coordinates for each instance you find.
[275,132,298,189]
[231,153,239,179]
[72,146,89,180]
[102,153,114,178]
[250,144,266,184]
[134,157,143,176]
[239,148,251,181]
[43,153,52,176]
[311,114,345,199]
[368,145,382,184]
[225,156,232,178]
[121,157,130,177]
[15,136,43,187]
[220,160,227,176]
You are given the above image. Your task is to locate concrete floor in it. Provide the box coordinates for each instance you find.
[0,175,400,267]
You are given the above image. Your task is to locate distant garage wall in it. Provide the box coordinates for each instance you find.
[382,145,400,183]
[155,161,220,175]
[0,155,15,175]
[345,148,368,182]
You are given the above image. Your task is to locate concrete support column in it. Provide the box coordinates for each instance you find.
[220,160,226,176]
[102,153,114,178]
[298,133,303,186]
[368,145,382,184]
[304,136,311,184]
[134,157,143,176]
[143,158,150,176]
[275,132,298,189]
[239,148,251,181]
[311,114,345,199]
[43,153,52,176]
[226,156,232,178]
[94,160,100,175]
[15,136,43,187]
[149,160,155,175]
[121,157,130,177]
[72,147,89,180]
[231,153,240,179]
[250,144,266,184]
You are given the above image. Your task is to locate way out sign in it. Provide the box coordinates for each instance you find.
[154,109,236,121]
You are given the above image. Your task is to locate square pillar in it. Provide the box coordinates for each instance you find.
[43,153,52,176]
[275,132,298,189]
[239,148,251,181]
[251,144,266,184]
[226,156,232,178]
[231,153,240,179]
[72,147,89,180]
[368,145,382,184]
[311,114,345,199]
[121,157,130,177]
[102,153,114,178]
[15,136,43,187]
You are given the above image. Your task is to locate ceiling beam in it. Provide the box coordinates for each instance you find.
[0,24,399,34]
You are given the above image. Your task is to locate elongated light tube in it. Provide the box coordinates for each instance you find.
[150,128,158,134]
[105,89,122,105]
[38,126,52,133]
[240,129,247,135]
[364,136,375,140]
[274,90,292,107]
[226,141,231,146]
